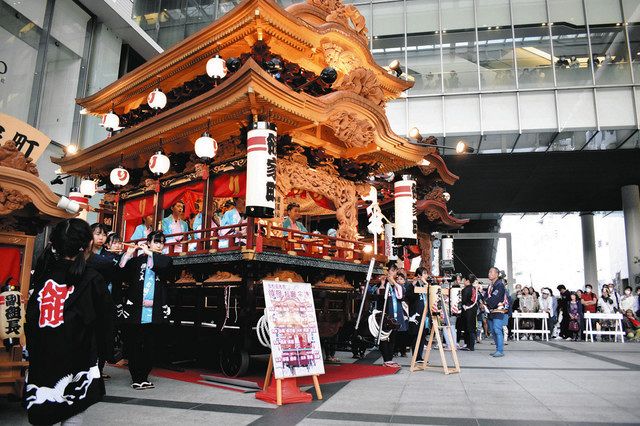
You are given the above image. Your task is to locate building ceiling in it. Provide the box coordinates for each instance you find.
[444,149,640,214]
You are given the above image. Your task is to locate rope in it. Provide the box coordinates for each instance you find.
[256,310,271,348]
[368,309,391,342]
[222,285,231,330]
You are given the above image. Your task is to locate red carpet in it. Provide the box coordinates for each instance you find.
[145,363,400,392]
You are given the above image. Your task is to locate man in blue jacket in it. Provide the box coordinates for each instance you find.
[485,266,508,357]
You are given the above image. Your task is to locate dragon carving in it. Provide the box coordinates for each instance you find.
[327,111,374,149]
[336,68,385,107]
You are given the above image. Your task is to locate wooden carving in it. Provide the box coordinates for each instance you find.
[263,269,304,283]
[325,4,369,43]
[277,158,359,241]
[204,271,242,283]
[309,0,343,13]
[327,111,374,148]
[0,141,39,176]
[336,68,385,107]
[175,270,196,284]
[0,186,31,215]
[322,42,360,75]
[425,186,446,202]
[418,232,432,271]
[314,274,352,290]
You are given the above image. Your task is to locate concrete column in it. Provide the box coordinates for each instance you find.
[580,212,598,289]
[622,185,640,286]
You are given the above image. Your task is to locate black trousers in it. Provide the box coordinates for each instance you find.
[379,331,397,362]
[412,327,428,360]
[126,324,157,383]
[462,308,478,350]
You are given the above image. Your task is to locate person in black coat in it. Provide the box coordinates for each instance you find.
[405,267,430,362]
[25,219,113,425]
[460,274,479,351]
[119,231,173,390]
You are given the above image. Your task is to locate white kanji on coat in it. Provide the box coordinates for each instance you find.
[37,280,74,328]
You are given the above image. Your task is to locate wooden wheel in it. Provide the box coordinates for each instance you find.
[219,340,250,377]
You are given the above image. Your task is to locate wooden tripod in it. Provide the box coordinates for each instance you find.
[409,286,461,374]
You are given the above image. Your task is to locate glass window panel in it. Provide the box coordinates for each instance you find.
[514,26,554,88]
[217,0,241,18]
[407,33,442,94]
[549,0,585,26]
[551,23,592,86]
[372,34,404,70]
[444,95,481,133]
[38,40,83,144]
[372,1,404,37]
[481,93,519,131]
[406,0,438,34]
[185,0,215,24]
[478,28,515,90]
[442,32,479,93]
[385,99,407,137]
[622,0,640,22]
[478,133,513,153]
[6,0,47,28]
[0,17,40,121]
[51,0,91,57]
[441,0,474,31]
[585,0,623,25]
[596,87,636,126]
[519,91,557,131]
[476,0,511,28]
[133,0,161,32]
[512,0,548,25]
[590,25,632,84]
[628,24,640,76]
[557,89,596,130]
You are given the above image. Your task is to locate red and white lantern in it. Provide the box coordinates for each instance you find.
[195,132,218,161]
[79,178,96,198]
[68,188,88,206]
[110,166,130,187]
[147,88,167,110]
[100,111,120,131]
[206,55,227,79]
[441,235,454,270]
[149,151,170,176]
[393,175,417,245]
[245,121,277,218]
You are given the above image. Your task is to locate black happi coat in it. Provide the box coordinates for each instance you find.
[25,260,114,425]
[120,252,173,324]
[405,281,430,335]
[88,249,123,304]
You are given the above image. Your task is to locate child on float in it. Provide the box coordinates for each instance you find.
[119,231,173,390]
[25,219,114,425]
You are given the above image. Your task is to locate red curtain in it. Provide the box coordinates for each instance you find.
[162,181,205,218]
[123,195,155,240]
[286,189,336,211]
[0,247,22,288]
[212,172,246,197]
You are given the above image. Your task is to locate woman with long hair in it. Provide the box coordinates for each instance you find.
[25,219,114,425]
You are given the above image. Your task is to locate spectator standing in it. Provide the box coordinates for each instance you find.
[581,284,598,335]
[598,287,617,341]
[620,286,639,314]
[567,292,583,341]
[557,285,571,339]
[460,274,479,351]
[539,288,556,338]
[485,267,508,357]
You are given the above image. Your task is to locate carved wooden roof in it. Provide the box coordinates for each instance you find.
[55,60,432,174]
[76,0,411,116]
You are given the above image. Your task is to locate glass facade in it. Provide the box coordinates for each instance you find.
[132,0,640,154]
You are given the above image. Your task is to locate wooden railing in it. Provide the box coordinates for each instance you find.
[127,217,385,264]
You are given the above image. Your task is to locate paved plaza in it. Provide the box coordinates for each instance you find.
[2,339,639,425]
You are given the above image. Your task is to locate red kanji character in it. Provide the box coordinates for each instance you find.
[37,279,73,328]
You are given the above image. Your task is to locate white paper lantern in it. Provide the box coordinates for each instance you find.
[245,121,277,218]
[206,55,227,79]
[393,176,417,245]
[431,238,440,276]
[149,151,170,176]
[147,88,167,109]
[68,189,88,206]
[441,235,454,270]
[110,166,130,187]
[100,111,120,131]
[195,133,218,160]
[80,178,96,198]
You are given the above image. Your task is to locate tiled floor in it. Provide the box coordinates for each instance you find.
[2,339,640,425]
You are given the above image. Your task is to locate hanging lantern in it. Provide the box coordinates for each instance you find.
[245,121,277,218]
[79,178,96,198]
[441,235,454,270]
[393,175,417,245]
[206,55,227,79]
[149,151,170,176]
[431,238,441,276]
[0,287,25,340]
[195,132,218,160]
[110,166,130,187]
[147,88,167,110]
[100,111,120,131]
[68,187,88,206]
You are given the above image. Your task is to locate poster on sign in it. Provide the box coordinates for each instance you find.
[262,280,324,379]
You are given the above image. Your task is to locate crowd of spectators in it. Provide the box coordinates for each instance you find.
[507,282,640,342]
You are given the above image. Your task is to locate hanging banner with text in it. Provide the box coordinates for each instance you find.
[0,113,52,162]
[262,280,325,379]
